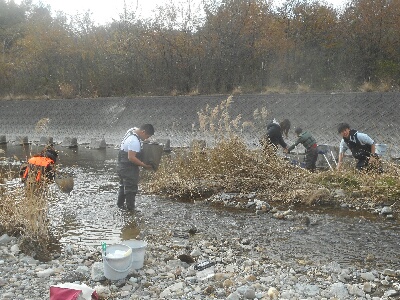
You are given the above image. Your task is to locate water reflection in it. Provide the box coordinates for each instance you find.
[120,218,140,241]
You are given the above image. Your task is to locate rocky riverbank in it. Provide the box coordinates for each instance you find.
[1,206,399,300]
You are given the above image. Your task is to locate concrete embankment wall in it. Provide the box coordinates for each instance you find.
[0,93,399,156]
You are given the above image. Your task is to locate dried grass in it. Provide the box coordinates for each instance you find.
[296,84,311,93]
[189,87,200,96]
[147,136,309,201]
[359,81,374,92]
[312,161,400,202]
[59,82,75,99]
[35,118,50,134]
[147,96,400,211]
[377,81,392,92]
[231,86,242,95]
[0,117,54,258]
[170,89,179,96]
[262,86,290,94]
[0,175,51,259]
[147,96,310,200]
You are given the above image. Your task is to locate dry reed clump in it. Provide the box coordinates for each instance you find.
[146,95,400,211]
[59,82,75,99]
[0,174,51,260]
[296,84,311,93]
[146,136,312,201]
[358,81,374,92]
[189,87,200,96]
[147,95,315,202]
[231,86,242,95]
[35,118,50,134]
[0,116,54,259]
[197,95,241,135]
[147,137,400,209]
[376,81,392,92]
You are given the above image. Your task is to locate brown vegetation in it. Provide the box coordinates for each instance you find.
[146,97,400,212]
[147,135,400,208]
[0,119,54,259]
[0,176,51,260]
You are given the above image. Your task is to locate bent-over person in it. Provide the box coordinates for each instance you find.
[336,123,380,172]
[262,118,291,152]
[285,128,318,172]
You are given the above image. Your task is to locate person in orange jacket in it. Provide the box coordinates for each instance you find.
[20,145,58,183]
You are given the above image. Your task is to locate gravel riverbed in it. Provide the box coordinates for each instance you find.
[1,199,399,300]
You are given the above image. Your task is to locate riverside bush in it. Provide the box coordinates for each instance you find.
[0,172,51,260]
[0,119,53,259]
[146,96,400,211]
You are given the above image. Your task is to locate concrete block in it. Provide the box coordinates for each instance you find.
[156,139,171,152]
[40,136,53,146]
[16,136,29,145]
[62,137,78,148]
[90,138,107,149]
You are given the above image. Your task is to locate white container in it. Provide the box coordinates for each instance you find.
[375,144,387,157]
[123,239,147,270]
[102,244,132,280]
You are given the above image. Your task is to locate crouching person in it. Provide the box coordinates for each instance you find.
[336,123,381,172]
[285,127,318,172]
[20,145,58,183]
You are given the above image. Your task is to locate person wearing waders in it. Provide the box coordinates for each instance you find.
[117,124,154,210]
[336,123,380,172]
[261,118,290,152]
[20,144,58,183]
[285,127,318,172]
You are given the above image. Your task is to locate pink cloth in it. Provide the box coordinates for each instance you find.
[50,287,81,300]
[49,287,99,300]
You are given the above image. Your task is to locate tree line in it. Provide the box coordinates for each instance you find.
[0,0,399,99]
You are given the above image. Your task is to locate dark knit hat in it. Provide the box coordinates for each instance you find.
[295,127,303,135]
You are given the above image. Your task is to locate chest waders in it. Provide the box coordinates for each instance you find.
[301,132,318,172]
[344,130,372,170]
[117,132,142,210]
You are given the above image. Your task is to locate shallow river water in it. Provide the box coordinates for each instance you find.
[1,143,399,271]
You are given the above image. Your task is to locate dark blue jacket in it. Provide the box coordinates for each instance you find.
[266,123,287,148]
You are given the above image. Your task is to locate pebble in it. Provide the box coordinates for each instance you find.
[0,227,399,300]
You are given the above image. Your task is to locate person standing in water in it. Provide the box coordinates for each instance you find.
[117,124,155,210]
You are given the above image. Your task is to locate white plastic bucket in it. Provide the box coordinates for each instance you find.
[102,244,132,280]
[123,240,147,270]
[375,144,387,157]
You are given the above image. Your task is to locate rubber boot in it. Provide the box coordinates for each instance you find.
[117,187,126,209]
[126,192,136,211]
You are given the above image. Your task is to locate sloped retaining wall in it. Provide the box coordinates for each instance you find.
[0,93,399,157]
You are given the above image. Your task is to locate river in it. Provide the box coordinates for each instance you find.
[1,142,399,272]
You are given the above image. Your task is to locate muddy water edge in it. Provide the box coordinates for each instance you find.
[1,143,399,272]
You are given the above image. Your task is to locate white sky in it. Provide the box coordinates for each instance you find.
[15,0,350,25]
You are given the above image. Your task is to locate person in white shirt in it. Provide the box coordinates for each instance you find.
[336,123,378,171]
[117,124,154,210]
